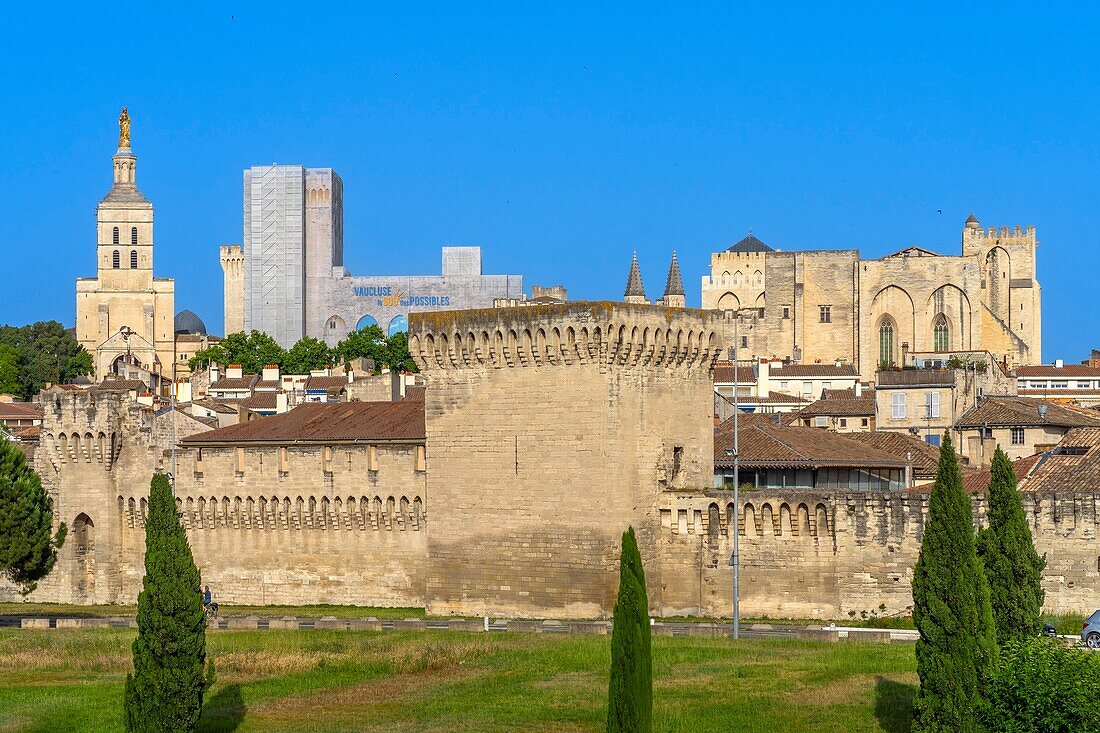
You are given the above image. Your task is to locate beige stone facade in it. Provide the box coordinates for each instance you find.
[76,122,175,384]
[701,218,1042,375]
[409,302,725,618]
[219,244,245,336]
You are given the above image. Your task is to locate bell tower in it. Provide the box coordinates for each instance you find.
[76,109,176,385]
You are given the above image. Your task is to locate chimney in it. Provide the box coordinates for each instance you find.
[262,364,280,382]
[209,364,220,384]
[854,382,862,397]
[227,364,243,379]
[1055,358,1064,369]
[276,390,288,414]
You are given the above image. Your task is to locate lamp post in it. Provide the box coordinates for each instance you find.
[726,314,741,639]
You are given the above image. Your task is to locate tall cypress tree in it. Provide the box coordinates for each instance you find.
[607,526,652,733]
[0,437,63,594]
[977,447,1046,644]
[124,473,211,733]
[912,433,997,732]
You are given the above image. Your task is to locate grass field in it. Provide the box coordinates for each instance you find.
[0,628,917,733]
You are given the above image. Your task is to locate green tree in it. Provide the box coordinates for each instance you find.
[0,344,21,395]
[384,330,418,373]
[124,473,212,733]
[0,438,64,594]
[607,526,652,733]
[283,336,335,375]
[977,447,1046,644]
[0,321,93,399]
[335,325,389,370]
[188,330,285,374]
[912,433,997,732]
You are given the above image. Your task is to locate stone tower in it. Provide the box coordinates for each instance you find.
[219,244,245,335]
[410,302,724,618]
[76,109,175,382]
[658,251,686,308]
[624,252,648,304]
[961,213,1042,365]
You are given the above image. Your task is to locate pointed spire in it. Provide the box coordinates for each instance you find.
[624,251,646,300]
[663,250,684,298]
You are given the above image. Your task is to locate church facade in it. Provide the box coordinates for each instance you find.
[76,110,176,384]
[700,216,1042,375]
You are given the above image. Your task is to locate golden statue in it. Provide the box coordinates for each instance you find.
[118,107,131,148]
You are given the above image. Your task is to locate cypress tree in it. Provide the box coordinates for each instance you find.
[977,447,1046,644]
[124,473,212,733]
[607,526,652,733]
[0,437,63,594]
[912,433,997,733]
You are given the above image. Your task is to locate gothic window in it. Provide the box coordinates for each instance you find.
[879,320,895,367]
[933,315,949,351]
[112,250,120,269]
[112,227,119,244]
[131,227,138,245]
[130,250,138,269]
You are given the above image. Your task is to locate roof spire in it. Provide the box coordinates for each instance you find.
[663,250,684,298]
[624,251,647,303]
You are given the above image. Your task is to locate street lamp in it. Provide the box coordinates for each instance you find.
[725,313,743,639]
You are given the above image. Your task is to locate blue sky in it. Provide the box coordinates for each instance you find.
[1,3,1098,361]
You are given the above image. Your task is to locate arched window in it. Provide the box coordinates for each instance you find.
[879,320,895,367]
[112,250,120,269]
[130,250,138,269]
[112,227,119,244]
[131,227,138,245]
[933,315,949,352]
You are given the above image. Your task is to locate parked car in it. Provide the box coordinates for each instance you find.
[1082,610,1100,649]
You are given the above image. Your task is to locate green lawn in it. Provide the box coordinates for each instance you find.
[0,628,917,733]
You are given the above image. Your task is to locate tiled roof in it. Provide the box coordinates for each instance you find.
[0,402,44,419]
[404,385,426,402]
[714,419,905,469]
[239,392,278,411]
[190,398,239,415]
[960,454,1044,494]
[1017,364,1100,377]
[96,379,147,392]
[1018,389,1100,397]
[726,234,773,253]
[846,431,944,476]
[876,369,955,387]
[712,361,756,383]
[790,397,875,418]
[739,391,809,405]
[254,380,280,391]
[210,374,259,391]
[769,363,859,378]
[955,397,1100,429]
[822,387,873,400]
[13,424,40,440]
[182,400,425,445]
[1023,428,1100,492]
[305,375,349,392]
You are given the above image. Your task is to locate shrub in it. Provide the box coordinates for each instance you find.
[985,637,1100,732]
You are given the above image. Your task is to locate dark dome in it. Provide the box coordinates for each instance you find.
[174,310,207,336]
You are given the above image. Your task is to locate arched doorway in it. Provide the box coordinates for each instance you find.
[73,513,95,601]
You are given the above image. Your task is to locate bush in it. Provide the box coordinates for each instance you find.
[985,637,1100,732]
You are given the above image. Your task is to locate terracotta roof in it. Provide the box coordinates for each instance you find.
[239,392,278,411]
[739,391,809,405]
[1023,428,1100,492]
[1017,364,1100,378]
[254,380,280,391]
[0,402,44,419]
[955,397,1100,429]
[190,398,239,415]
[769,363,859,378]
[13,424,40,440]
[404,385,426,402]
[210,374,259,391]
[181,401,425,445]
[960,454,1043,494]
[305,375,349,392]
[712,361,757,383]
[791,397,875,418]
[1019,389,1100,397]
[96,379,147,392]
[714,419,905,469]
[822,387,873,400]
[846,431,944,476]
[876,369,955,387]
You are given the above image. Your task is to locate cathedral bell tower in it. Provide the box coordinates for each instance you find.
[76,109,176,387]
